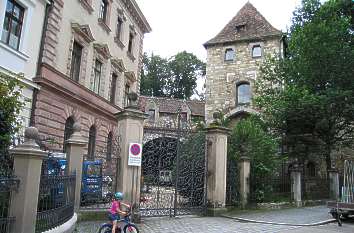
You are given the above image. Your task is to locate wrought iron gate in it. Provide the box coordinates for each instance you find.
[140,125,207,217]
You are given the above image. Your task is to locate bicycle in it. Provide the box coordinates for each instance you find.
[98,205,139,233]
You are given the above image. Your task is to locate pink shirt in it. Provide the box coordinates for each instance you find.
[110,200,120,214]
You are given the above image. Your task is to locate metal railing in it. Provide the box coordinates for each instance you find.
[301,176,330,200]
[36,174,76,233]
[0,177,20,233]
[250,174,292,203]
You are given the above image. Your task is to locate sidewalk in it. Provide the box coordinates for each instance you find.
[223,205,335,226]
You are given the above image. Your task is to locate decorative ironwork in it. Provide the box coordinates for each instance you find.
[250,171,291,204]
[140,120,207,217]
[0,176,19,233]
[301,176,329,200]
[79,134,121,210]
[226,156,240,207]
[36,172,76,232]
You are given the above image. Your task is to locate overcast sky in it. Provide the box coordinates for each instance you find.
[135,0,302,62]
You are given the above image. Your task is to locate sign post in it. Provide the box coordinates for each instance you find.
[128,143,142,166]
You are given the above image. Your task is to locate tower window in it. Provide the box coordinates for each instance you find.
[237,82,251,105]
[252,45,262,58]
[224,48,235,61]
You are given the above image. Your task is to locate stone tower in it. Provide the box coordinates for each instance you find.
[204,2,283,125]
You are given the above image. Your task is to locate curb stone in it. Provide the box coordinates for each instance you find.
[221,214,337,226]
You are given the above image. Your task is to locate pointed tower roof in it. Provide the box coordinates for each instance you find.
[204,2,281,47]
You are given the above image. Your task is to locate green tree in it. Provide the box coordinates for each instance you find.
[140,53,170,97]
[140,51,206,99]
[228,116,280,178]
[255,0,354,169]
[0,72,24,175]
[167,51,205,99]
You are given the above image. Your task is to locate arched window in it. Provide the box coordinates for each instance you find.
[63,117,75,153]
[224,48,235,61]
[106,132,113,161]
[88,125,96,160]
[236,82,251,105]
[307,162,316,177]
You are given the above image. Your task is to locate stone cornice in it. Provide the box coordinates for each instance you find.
[206,126,231,136]
[115,107,148,121]
[35,63,123,121]
[121,0,151,34]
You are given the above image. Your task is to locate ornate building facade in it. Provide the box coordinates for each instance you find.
[204,2,283,125]
[32,0,151,161]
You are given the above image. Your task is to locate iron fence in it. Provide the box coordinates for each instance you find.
[250,173,292,204]
[36,173,76,233]
[226,156,241,207]
[0,177,20,233]
[301,176,330,200]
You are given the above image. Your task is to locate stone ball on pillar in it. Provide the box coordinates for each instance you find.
[72,122,81,133]
[128,92,139,106]
[24,127,39,141]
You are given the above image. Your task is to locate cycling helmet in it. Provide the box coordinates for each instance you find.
[114,192,123,200]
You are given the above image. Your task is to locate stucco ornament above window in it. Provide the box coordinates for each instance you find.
[125,71,136,83]
[111,58,126,72]
[93,43,112,60]
[71,23,95,44]
[78,0,94,14]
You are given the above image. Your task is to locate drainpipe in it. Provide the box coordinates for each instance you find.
[30,0,53,126]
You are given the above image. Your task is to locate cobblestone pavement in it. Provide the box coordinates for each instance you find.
[75,206,354,233]
[75,216,354,233]
[226,205,331,224]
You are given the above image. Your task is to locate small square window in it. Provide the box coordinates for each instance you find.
[252,45,262,58]
[225,48,235,61]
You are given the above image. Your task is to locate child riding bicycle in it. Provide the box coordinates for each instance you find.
[109,192,130,233]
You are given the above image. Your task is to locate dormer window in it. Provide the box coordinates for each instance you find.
[235,23,246,32]
[225,48,235,61]
[252,45,262,58]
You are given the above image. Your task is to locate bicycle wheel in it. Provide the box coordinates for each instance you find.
[98,224,112,233]
[123,223,139,233]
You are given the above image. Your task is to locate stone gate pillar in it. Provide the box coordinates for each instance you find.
[328,168,339,200]
[238,156,250,208]
[115,93,147,221]
[206,125,230,215]
[65,123,87,211]
[9,127,47,233]
[290,164,302,207]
